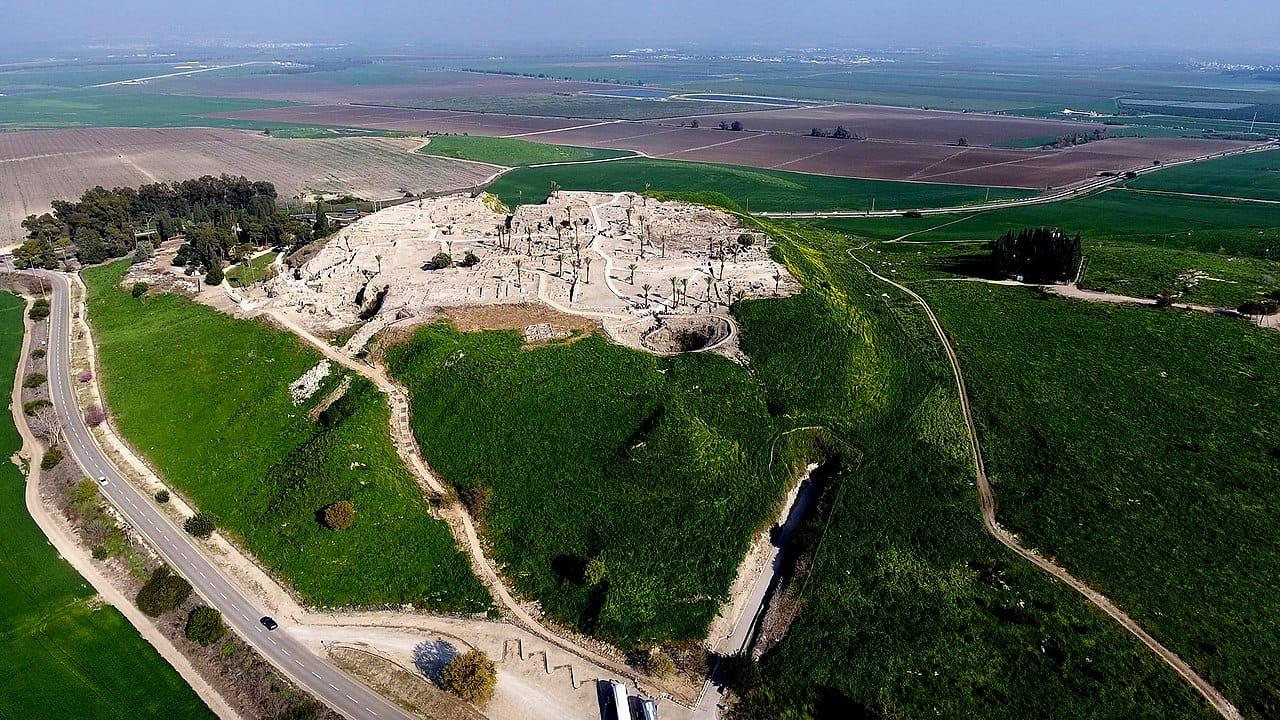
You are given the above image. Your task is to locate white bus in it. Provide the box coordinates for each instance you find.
[641,697,658,720]
[610,680,629,720]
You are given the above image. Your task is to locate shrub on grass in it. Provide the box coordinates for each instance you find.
[136,565,192,616]
[185,606,226,646]
[183,512,216,539]
[584,557,607,587]
[646,650,676,678]
[459,485,492,516]
[23,399,51,415]
[441,649,497,704]
[154,489,170,503]
[131,282,149,298]
[91,545,108,560]
[28,298,50,321]
[41,446,63,470]
[23,372,47,388]
[322,500,355,530]
[30,348,45,359]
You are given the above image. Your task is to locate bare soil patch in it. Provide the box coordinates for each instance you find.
[203,104,584,136]
[647,103,1095,146]
[439,302,600,343]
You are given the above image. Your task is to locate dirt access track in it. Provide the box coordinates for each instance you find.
[0,127,495,250]
[209,103,1260,189]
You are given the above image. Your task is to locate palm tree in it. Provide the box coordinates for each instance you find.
[548,180,560,198]
[670,276,678,306]
[774,271,782,295]
[514,259,523,288]
[556,253,564,276]
[642,283,651,308]
[681,277,688,301]
[583,257,592,284]
[627,263,637,284]
[705,276,714,304]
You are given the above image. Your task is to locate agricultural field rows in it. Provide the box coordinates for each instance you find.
[417,135,633,166]
[1128,148,1280,201]
[0,291,216,720]
[0,128,492,248]
[486,157,1034,213]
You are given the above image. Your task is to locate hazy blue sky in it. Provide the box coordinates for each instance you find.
[4,0,1279,56]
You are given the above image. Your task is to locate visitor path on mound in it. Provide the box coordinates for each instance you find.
[844,250,1245,720]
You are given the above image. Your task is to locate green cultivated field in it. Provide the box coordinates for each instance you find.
[0,89,293,130]
[824,189,1280,304]
[83,263,488,612]
[917,282,1280,718]
[823,189,1280,253]
[417,135,633,166]
[385,327,787,644]
[1128,149,1280,201]
[488,157,1035,212]
[0,292,215,720]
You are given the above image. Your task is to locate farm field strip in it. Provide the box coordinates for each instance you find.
[0,128,492,248]
[209,103,1259,189]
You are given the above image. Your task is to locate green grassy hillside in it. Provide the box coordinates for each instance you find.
[82,263,488,612]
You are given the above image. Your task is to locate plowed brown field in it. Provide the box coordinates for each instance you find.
[0,127,493,248]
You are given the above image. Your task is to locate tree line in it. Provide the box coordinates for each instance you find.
[12,175,316,283]
[988,228,1083,283]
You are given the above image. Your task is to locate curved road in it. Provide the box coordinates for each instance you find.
[842,252,1243,720]
[38,271,415,720]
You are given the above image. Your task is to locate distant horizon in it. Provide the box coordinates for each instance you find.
[2,0,1279,61]
[4,40,1280,68]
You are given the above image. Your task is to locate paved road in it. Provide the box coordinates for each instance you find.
[38,271,415,720]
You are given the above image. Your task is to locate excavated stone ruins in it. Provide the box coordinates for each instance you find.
[243,191,799,357]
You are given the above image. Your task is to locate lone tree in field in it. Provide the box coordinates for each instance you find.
[988,228,1082,284]
[323,500,356,530]
[185,606,226,646]
[85,405,107,427]
[442,649,497,704]
[430,252,453,269]
[184,512,216,539]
